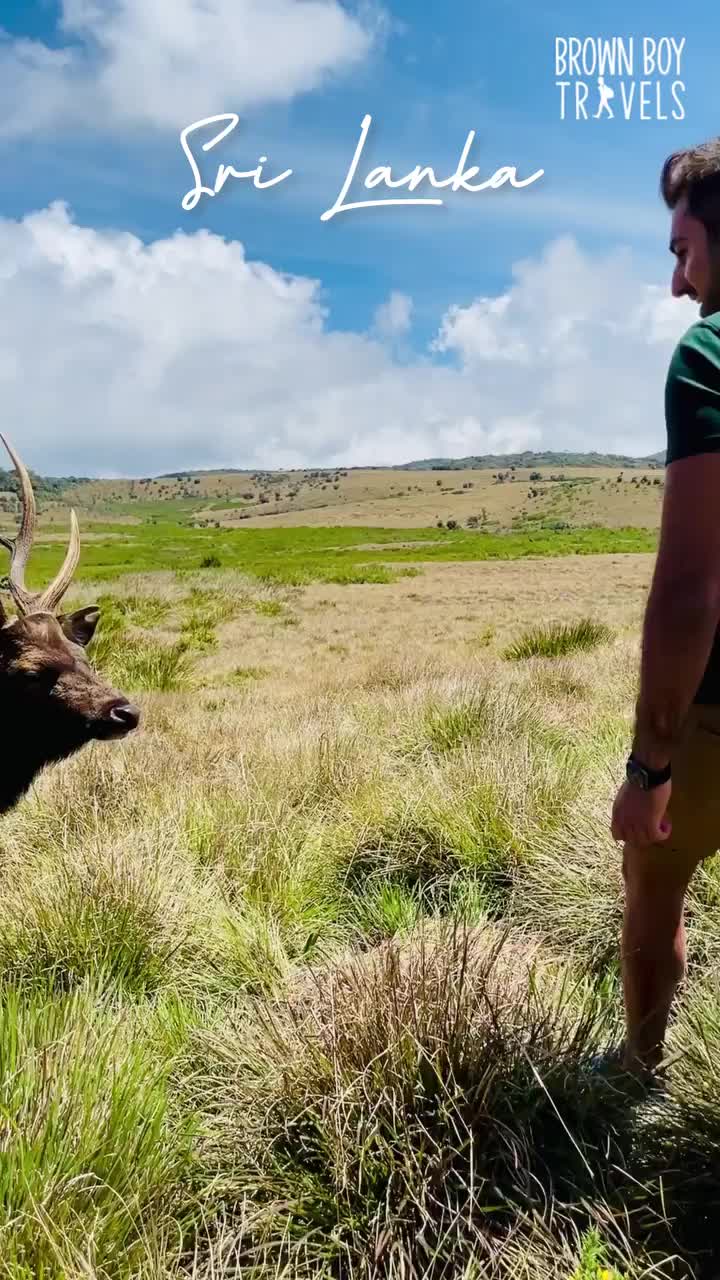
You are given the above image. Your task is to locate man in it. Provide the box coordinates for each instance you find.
[611,137,720,1078]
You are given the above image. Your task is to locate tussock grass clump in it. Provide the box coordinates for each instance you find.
[0,986,196,1273]
[253,598,286,618]
[0,831,208,996]
[337,716,584,926]
[529,663,590,701]
[361,656,445,693]
[88,603,195,691]
[404,680,578,760]
[510,805,624,978]
[183,585,244,627]
[280,723,373,813]
[341,784,514,920]
[504,618,614,661]
[95,590,173,629]
[191,925,653,1277]
[107,637,194,691]
[179,785,348,990]
[213,901,329,995]
[349,877,427,939]
[419,687,519,755]
[227,664,268,685]
[3,747,163,855]
[181,613,219,651]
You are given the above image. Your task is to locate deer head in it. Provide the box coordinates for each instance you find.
[0,435,140,814]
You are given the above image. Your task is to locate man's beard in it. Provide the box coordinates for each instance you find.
[700,247,720,316]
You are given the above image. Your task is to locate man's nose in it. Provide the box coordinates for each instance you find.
[671,265,689,298]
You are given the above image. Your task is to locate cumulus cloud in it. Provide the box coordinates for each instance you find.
[0,204,696,476]
[434,237,696,456]
[0,0,378,137]
[373,291,413,338]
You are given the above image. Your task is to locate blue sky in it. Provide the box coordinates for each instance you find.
[0,0,713,473]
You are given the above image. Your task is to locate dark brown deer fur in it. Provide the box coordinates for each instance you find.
[0,437,139,814]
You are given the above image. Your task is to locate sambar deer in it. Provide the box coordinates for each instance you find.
[0,435,140,814]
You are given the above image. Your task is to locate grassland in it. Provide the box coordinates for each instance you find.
[2,535,720,1279]
[2,521,657,594]
[3,453,718,1278]
[0,462,664,595]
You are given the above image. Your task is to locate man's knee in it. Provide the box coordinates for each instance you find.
[622,841,691,972]
[622,839,698,896]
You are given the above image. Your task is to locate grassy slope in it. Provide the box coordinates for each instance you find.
[43,463,667,531]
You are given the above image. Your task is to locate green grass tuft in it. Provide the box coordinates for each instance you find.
[181,613,218,651]
[226,664,269,685]
[96,636,194,691]
[503,618,614,661]
[0,987,197,1271]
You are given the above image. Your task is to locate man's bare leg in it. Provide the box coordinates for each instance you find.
[621,841,697,1074]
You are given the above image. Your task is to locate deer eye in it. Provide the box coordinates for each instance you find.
[27,668,61,691]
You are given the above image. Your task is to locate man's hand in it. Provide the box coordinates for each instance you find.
[611,779,672,847]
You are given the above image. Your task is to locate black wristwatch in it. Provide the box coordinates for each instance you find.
[626,754,672,791]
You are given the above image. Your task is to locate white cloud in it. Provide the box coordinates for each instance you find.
[434,236,697,456]
[0,204,697,476]
[0,0,378,137]
[373,291,413,338]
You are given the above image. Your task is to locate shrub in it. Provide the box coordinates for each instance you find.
[200,553,221,569]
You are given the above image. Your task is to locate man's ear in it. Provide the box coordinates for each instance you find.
[59,606,101,648]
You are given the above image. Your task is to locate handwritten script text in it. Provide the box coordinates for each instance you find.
[180,113,544,219]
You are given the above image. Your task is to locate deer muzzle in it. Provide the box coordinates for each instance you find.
[95,698,142,740]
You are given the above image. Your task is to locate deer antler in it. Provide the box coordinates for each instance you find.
[0,434,81,616]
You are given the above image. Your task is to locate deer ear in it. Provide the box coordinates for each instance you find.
[0,599,6,628]
[59,606,100,648]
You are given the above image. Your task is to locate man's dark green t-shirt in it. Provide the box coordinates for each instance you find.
[665,310,720,703]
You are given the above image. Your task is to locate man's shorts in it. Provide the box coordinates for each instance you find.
[654,703,720,864]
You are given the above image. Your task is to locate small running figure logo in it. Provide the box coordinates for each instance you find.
[594,75,615,118]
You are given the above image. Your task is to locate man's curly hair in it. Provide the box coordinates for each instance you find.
[661,139,720,241]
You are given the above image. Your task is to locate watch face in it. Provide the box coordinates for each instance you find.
[627,761,648,790]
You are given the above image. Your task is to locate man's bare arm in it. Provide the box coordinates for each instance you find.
[632,453,720,768]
